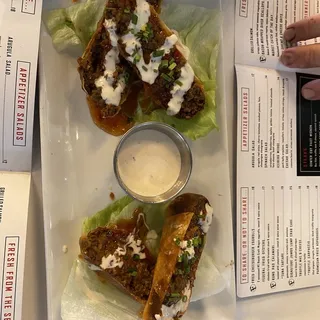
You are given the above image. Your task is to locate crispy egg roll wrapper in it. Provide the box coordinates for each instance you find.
[142,212,194,319]
[78,9,136,135]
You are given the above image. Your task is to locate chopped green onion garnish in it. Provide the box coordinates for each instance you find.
[131,271,138,277]
[193,238,200,247]
[153,69,158,73]
[153,49,165,57]
[182,253,188,265]
[169,62,177,70]
[174,238,181,246]
[133,54,141,64]
[187,240,192,247]
[131,14,138,25]
[178,255,183,263]
[185,265,191,274]
[161,73,173,82]
[168,70,174,78]
[170,293,181,298]
[175,80,183,86]
[142,65,148,72]
[133,254,140,260]
[123,72,130,84]
[182,295,188,302]
[160,60,168,68]
[124,7,130,13]
[169,58,175,64]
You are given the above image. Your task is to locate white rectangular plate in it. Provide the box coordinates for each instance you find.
[39,0,236,319]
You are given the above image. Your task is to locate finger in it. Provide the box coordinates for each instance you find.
[302,79,320,100]
[284,15,320,42]
[280,45,320,68]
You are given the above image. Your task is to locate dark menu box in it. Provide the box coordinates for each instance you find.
[297,73,320,176]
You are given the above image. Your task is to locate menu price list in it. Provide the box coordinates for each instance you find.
[237,65,297,174]
[238,184,320,297]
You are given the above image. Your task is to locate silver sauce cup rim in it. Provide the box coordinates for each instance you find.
[113,122,193,204]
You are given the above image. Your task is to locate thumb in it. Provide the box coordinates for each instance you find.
[302,79,320,100]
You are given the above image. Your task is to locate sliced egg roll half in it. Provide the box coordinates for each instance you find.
[79,211,156,304]
[106,0,206,119]
[143,193,213,320]
[78,8,136,136]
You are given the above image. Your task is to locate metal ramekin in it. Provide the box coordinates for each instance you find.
[113,122,193,204]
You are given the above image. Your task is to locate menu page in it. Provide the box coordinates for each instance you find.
[235,0,320,72]
[236,64,320,297]
[0,0,42,172]
[0,172,31,320]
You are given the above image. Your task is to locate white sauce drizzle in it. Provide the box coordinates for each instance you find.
[167,63,195,116]
[119,0,177,84]
[95,19,126,106]
[179,240,195,260]
[100,252,124,269]
[199,203,214,233]
[126,234,146,259]
[122,31,177,84]
[138,212,150,231]
[156,282,192,319]
[100,214,149,270]
[133,0,150,30]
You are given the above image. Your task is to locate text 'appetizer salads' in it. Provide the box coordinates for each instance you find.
[62,193,225,320]
[45,0,220,140]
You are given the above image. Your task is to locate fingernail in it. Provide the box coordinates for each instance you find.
[284,28,296,41]
[280,52,294,66]
[302,88,316,100]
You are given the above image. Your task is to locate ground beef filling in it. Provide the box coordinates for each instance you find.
[80,226,155,301]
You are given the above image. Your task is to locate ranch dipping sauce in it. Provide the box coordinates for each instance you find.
[117,129,181,197]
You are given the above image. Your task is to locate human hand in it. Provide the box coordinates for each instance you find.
[280,15,320,100]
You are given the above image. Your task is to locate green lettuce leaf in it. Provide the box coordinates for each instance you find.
[44,0,105,53]
[61,259,141,320]
[82,197,167,234]
[44,2,219,140]
[82,196,134,235]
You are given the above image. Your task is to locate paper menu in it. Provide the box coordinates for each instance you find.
[235,0,320,72]
[0,0,42,172]
[0,1,42,319]
[236,0,320,298]
[0,172,31,320]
